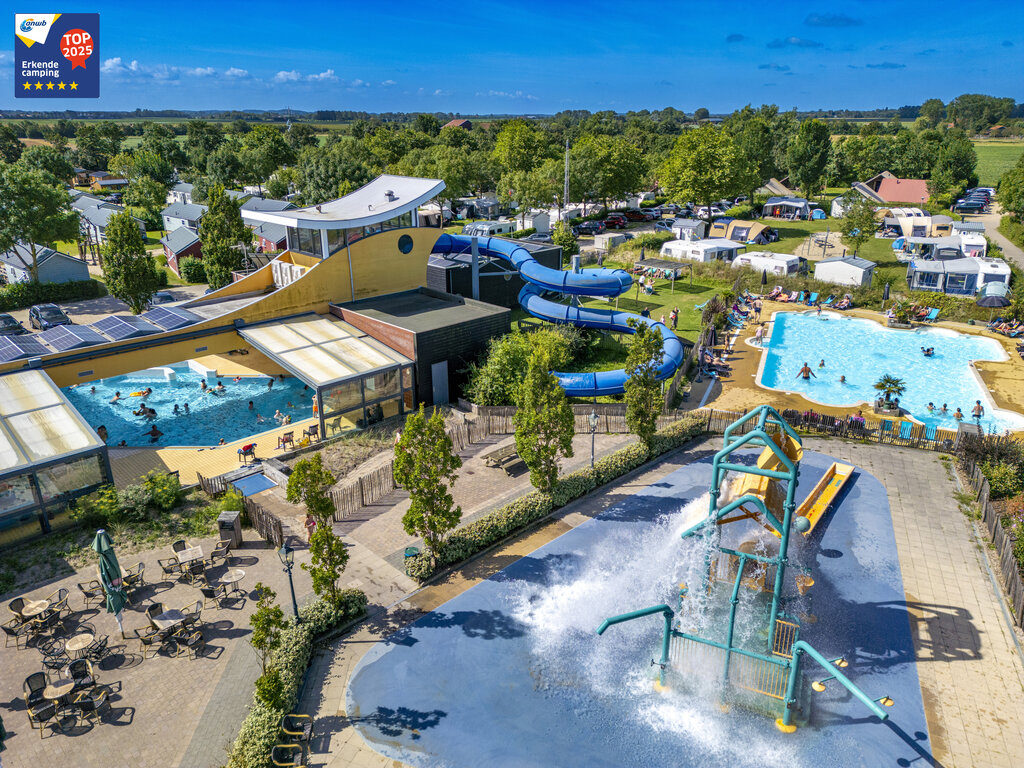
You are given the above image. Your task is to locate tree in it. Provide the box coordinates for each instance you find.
[413,114,441,137]
[199,184,250,289]
[873,374,907,403]
[947,94,1014,134]
[568,135,646,210]
[997,165,1024,220]
[285,123,319,153]
[206,142,242,186]
[660,124,744,228]
[101,211,159,313]
[694,108,710,121]
[297,140,373,204]
[184,120,224,170]
[552,221,579,262]
[124,175,170,229]
[513,350,575,492]
[624,318,663,452]
[73,122,122,169]
[139,122,186,169]
[492,119,541,174]
[499,159,560,228]
[249,582,285,673]
[0,124,23,164]
[786,119,832,198]
[0,166,80,282]
[919,98,945,128]
[16,145,73,183]
[934,130,978,188]
[838,195,877,255]
[287,454,349,606]
[393,405,463,563]
[242,125,296,193]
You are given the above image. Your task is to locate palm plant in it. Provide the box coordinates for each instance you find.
[874,374,907,403]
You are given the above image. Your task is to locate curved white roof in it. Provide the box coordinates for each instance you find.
[242,174,445,230]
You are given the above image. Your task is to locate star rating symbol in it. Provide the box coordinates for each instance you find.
[46,82,54,90]
[34,81,43,90]
[58,82,66,90]
[22,82,30,90]
[70,82,78,91]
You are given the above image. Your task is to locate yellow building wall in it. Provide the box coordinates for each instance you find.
[0,227,444,385]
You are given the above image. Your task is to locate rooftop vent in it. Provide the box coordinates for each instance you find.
[385,190,396,202]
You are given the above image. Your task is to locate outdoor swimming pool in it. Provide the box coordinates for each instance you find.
[64,363,314,447]
[758,311,1024,433]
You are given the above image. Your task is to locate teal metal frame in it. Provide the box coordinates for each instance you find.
[596,405,892,731]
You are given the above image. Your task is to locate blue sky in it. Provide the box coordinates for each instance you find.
[3,0,1022,113]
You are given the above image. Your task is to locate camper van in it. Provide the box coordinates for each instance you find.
[731,251,803,276]
[461,220,516,237]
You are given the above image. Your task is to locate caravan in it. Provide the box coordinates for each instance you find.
[461,220,516,237]
[731,251,803,276]
[660,238,746,263]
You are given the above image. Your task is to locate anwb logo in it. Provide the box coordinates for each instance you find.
[19,18,48,33]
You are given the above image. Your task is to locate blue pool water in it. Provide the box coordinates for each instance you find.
[65,364,314,446]
[759,311,1024,433]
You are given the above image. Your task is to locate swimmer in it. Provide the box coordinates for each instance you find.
[797,362,816,380]
[143,387,152,397]
[218,438,225,445]
[233,376,241,383]
[274,409,284,423]
[145,424,163,441]
[184,403,190,414]
[90,386,96,394]
[173,404,180,415]
[839,375,846,384]
[267,378,274,390]
[941,403,948,414]
[248,400,254,410]
[287,401,294,408]
[927,402,935,412]
[117,440,127,447]
[256,413,266,423]
[954,408,964,421]
[200,380,208,391]
[97,425,108,442]
[818,359,826,369]
[971,400,985,422]
[215,381,225,392]
[109,391,121,404]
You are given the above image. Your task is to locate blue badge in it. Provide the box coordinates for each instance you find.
[15,13,100,98]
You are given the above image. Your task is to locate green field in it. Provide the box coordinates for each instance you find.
[972,141,1024,186]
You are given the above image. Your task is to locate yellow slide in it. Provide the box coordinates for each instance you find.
[757,431,803,472]
[794,462,854,536]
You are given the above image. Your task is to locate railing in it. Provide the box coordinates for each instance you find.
[669,634,791,703]
[242,496,284,548]
[196,472,229,497]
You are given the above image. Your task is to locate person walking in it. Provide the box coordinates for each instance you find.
[304,512,317,543]
[670,307,679,330]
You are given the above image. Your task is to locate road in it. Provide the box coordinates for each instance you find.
[4,284,208,330]
[977,206,1024,270]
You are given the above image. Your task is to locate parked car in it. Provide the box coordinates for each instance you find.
[147,291,176,308]
[660,203,683,215]
[0,313,27,336]
[695,206,727,218]
[952,200,986,214]
[28,303,72,330]
[644,206,663,218]
[654,220,674,233]
[734,195,749,205]
[604,213,628,229]
[623,209,654,222]
[575,220,606,236]
[522,233,553,243]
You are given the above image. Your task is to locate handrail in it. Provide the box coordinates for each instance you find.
[786,641,888,723]
[597,604,674,686]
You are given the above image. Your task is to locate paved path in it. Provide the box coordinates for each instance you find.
[304,438,1024,768]
[5,285,207,328]
[979,209,1024,270]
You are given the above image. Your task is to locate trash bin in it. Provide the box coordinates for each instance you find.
[218,510,243,549]
[404,546,420,576]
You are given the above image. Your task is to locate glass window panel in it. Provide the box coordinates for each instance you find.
[0,427,26,472]
[365,369,399,402]
[8,405,98,463]
[36,455,104,503]
[286,227,299,252]
[327,228,345,255]
[0,370,63,416]
[404,390,414,410]
[322,380,362,415]
[0,473,37,515]
[401,366,413,390]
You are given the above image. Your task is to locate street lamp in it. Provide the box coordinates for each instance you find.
[278,542,300,624]
[589,409,599,468]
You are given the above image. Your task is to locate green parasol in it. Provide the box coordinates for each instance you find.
[91,529,128,625]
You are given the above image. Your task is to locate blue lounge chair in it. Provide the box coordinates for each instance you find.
[879,420,893,438]
[822,295,835,306]
[695,300,709,310]
[921,308,939,323]
[898,421,914,440]
[925,425,937,442]
[796,291,805,303]
[805,292,818,305]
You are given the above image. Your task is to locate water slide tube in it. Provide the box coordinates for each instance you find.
[433,233,685,397]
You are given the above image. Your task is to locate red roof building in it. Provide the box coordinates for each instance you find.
[874,177,930,204]
[442,118,472,130]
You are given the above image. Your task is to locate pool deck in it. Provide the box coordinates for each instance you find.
[699,301,1024,429]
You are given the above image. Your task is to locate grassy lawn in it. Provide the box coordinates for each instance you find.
[972,140,1024,186]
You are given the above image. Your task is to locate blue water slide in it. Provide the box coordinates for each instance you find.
[433,234,685,398]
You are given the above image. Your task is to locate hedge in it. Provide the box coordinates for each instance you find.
[0,278,105,312]
[178,256,207,284]
[226,589,368,768]
[509,227,537,239]
[405,413,706,581]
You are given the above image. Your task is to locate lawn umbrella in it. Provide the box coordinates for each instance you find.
[91,529,127,634]
[882,282,890,312]
[761,269,768,287]
[976,281,1011,321]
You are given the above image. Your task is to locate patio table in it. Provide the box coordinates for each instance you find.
[43,677,75,701]
[21,599,49,618]
[175,546,203,565]
[65,633,95,659]
[220,569,246,597]
[151,609,186,631]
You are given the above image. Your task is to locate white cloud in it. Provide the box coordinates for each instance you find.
[475,89,537,100]
[380,79,396,86]
[101,57,139,75]
[187,66,216,77]
[306,69,337,82]
[224,67,249,78]
[349,78,368,87]
[273,70,301,83]
[433,88,450,96]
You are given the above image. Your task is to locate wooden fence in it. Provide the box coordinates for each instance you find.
[959,456,1024,628]
[242,496,284,548]
[196,472,229,497]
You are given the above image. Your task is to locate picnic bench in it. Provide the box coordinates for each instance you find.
[481,443,519,476]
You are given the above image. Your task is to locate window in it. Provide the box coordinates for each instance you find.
[915,271,940,288]
[292,227,323,258]
[398,234,413,254]
[321,380,362,415]
[945,273,974,293]
[364,369,400,402]
[327,228,346,256]
[0,474,37,515]
[982,274,1006,284]
[36,455,104,503]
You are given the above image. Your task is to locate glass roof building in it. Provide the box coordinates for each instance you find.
[0,370,112,545]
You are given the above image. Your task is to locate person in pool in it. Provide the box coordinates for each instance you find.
[133,403,147,416]
[927,402,935,412]
[941,403,948,414]
[90,386,96,394]
[256,413,266,423]
[145,424,163,441]
[839,375,846,384]
[200,380,208,391]
[818,359,826,369]
[248,401,254,410]
[274,409,285,424]
[215,381,226,392]
[972,400,985,422]
[954,408,964,421]
[267,378,274,390]
[797,362,816,380]
[184,403,190,414]
[173,404,180,415]
[110,391,121,404]
[233,376,241,383]
[97,425,108,442]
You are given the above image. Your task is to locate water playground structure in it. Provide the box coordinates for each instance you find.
[597,405,884,732]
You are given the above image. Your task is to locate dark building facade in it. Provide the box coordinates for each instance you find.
[426,241,561,309]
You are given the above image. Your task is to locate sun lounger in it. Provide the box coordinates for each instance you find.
[822,295,835,306]
[796,291,805,303]
[920,308,939,323]
[805,292,818,305]
[898,421,914,440]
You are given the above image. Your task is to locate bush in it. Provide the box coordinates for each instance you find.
[70,485,120,528]
[227,591,367,768]
[144,471,181,511]
[724,204,755,219]
[118,483,154,522]
[178,256,207,283]
[509,227,537,239]
[155,268,169,287]
[982,461,1024,500]
[466,328,578,406]
[0,278,105,312]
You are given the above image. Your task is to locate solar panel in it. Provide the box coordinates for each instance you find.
[92,315,161,340]
[141,306,202,331]
[38,325,109,352]
[0,335,51,362]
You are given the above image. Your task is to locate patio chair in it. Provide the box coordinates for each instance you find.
[24,671,48,706]
[921,308,940,323]
[280,713,314,744]
[27,699,57,739]
[200,583,229,609]
[4,616,33,648]
[72,685,110,726]
[30,610,64,639]
[84,634,110,661]
[271,744,305,767]
[328,417,342,435]
[77,580,104,609]
[206,539,231,567]
[124,562,145,590]
[238,443,257,464]
[38,637,70,670]
[131,627,161,659]
[145,603,165,624]
[805,292,818,305]
[277,431,295,450]
[302,423,319,442]
[181,599,203,626]
[795,291,805,303]
[158,557,183,579]
[8,597,26,619]
[175,628,206,659]
[68,658,97,691]
[185,560,207,586]
[822,295,835,306]
[44,587,71,619]
[172,539,188,554]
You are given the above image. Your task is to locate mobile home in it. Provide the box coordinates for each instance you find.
[731,251,802,276]
[660,238,745,263]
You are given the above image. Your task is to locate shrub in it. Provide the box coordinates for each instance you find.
[118,483,154,522]
[143,471,181,511]
[982,461,1024,500]
[509,227,537,239]
[227,590,367,768]
[178,256,207,283]
[155,267,169,287]
[0,279,105,312]
[71,484,121,528]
